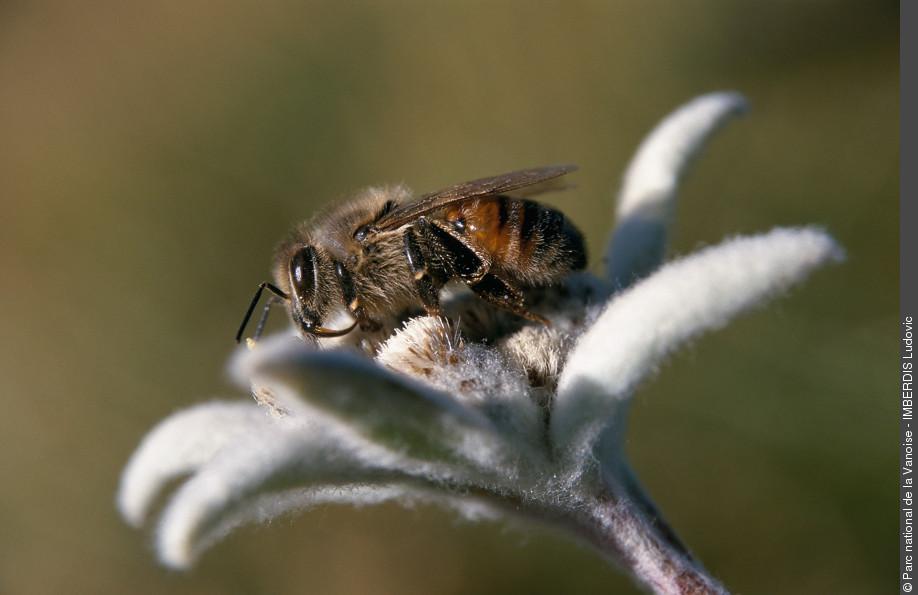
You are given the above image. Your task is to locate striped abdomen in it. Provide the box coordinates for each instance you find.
[444,195,586,285]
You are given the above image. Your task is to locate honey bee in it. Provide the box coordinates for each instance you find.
[236,165,587,343]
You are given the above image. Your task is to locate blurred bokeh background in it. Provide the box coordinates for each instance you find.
[0,1,897,593]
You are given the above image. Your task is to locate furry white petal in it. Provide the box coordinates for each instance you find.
[554,227,843,457]
[117,401,277,527]
[154,423,460,568]
[244,339,509,466]
[606,92,748,288]
[165,482,505,569]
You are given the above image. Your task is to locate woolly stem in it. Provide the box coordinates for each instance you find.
[571,490,727,595]
[467,480,727,594]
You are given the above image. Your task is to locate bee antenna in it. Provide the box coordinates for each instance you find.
[236,282,289,343]
[253,294,281,342]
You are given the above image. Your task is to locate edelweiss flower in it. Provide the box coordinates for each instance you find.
[118,92,843,595]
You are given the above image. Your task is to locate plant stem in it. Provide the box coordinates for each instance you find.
[573,490,727,595]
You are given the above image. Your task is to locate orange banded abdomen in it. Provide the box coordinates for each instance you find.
[444,195,586,284]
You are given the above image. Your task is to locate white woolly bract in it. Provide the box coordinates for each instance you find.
[606,92,747,288]
[242,339,524,474]
[554,227,843,458]
[166,481,506,569]
[117,401,278,527]
[153,423,452,568]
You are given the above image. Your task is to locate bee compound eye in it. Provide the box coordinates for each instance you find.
[290,246,318,295]
[354,225,369,242]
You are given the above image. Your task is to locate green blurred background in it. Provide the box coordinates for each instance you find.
[0,1,897,593]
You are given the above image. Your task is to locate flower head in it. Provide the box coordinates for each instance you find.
[118,92,843,595]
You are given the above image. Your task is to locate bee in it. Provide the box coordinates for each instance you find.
[236,165,587,343]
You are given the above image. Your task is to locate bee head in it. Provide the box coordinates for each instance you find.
[287,245,357,338]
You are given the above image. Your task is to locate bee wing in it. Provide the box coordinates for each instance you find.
[373,164,578,231]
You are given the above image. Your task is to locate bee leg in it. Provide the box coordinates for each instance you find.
[415,217,491,284]
[469,273,550,325]
[333,260,383,331]
[403,226,445,315]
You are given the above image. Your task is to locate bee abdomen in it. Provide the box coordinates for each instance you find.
[516,198,586,274]
[458,196,586,283]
